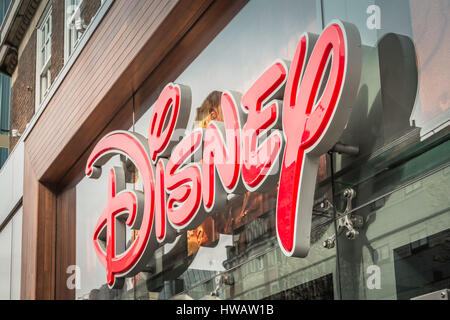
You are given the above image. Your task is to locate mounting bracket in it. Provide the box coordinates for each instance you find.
[323,188,364,249]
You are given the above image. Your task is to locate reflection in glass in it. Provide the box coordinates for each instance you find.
[129,0,322,300]
[263,274,334,300]
[65,0,104,60]
[337,165,450,299]
[394,228,450,300]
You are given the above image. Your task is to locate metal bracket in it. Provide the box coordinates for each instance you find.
[323,188,364,249]
[331,142,359,156]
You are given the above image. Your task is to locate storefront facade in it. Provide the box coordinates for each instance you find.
[0,0,448,300]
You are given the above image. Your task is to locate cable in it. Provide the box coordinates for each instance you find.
[328,151,343,300]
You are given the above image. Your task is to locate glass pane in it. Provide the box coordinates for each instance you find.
[175,220,338,300]
[131,0,321,301]
[41,74,47,101]
[76,155,132,299]
[41,29,45,47]
[0,0,12,26]
[321,0,450,225]
[408,0,449,137]
[46,41,51,61]
[41,47,45,68]
[336,165,450,299]
[48,14,52,35]
[47,69,51,89]
[71,0,450,301]
[75,0,327,300]
[79,0,102,26]
[320,1,450,300]
[66,0,103,59]
[71,28,77,53]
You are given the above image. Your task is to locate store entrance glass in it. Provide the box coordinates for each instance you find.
[333,164,450,300]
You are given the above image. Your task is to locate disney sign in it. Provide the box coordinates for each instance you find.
[86,20,362,288]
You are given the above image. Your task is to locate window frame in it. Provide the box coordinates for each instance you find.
[64,0,84,64]
[35,3,52,113]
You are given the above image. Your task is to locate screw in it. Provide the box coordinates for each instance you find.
[343,188,356,199]
[346,229,359,240]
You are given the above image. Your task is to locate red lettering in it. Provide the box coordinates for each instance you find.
[241,60,288,191]
[165,129,205,230]
[277,21,362,257]
[148,83,191,162]
[202,91,245,212]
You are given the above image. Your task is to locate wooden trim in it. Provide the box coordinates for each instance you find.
[21,148,57,300]
[55,186,76,300]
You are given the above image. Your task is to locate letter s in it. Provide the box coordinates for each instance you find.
[165,129,206,230]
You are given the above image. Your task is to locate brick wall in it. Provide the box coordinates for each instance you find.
[10,30,36,151]
[81,0,102,26]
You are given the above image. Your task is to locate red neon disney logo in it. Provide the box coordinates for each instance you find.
[86,20,362,288]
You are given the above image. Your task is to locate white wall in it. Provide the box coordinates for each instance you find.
[0,207,22,300]
[0,142,23,300]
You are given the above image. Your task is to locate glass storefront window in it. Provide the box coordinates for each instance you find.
[320,0,450,205]
[75,0,325,300]
[337,165,450,299]
[174,220,339,300]
[319,0,450,300]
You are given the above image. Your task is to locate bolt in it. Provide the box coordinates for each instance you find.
[323,239,335,249]
[343,188,356,199]
[346,229,359,240]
